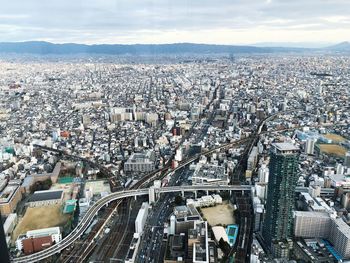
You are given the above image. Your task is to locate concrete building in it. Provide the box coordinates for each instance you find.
[124,152,155,174]
[294,211,350,259]
[329,218,350,258]
[294,211,331,238]
[0,181,22,216]
[186,194,222,208]
[165,221,209,263]
[173,205,202,234]
[21,236,53,255]
[305,139,315,155]
[189,221,209,263]
[258,164,269,183]
[3,213,17,245]
[135,202,149,234]
[21,162,62,193]
[191,163,228,185]
[345,152,350,168]
[212,226,229,244]
[164,233,186,263]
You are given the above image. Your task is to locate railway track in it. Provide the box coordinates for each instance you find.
[58,201,120,263]
[96,199,130,261]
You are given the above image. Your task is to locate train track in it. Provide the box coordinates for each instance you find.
[95,199,130,262]
[58,201,120,263]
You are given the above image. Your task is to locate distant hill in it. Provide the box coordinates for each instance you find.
[0,41,312,55]
[325,41,350,51]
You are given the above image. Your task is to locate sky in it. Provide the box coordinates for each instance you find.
[0,0,350,46]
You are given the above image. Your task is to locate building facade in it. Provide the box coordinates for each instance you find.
[294,211,331,238]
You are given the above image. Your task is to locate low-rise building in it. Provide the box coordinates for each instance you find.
[191,163,228,185]
[124,152,155,174]
[16,227,62,252]
[27,189,64,207]
[0,181,22,215]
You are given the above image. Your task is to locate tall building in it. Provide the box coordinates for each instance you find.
[262,143,299,257]
[345,152,350,168]
[305,139,315,155]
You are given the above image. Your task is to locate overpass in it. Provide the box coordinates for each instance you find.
[12,185,250,263]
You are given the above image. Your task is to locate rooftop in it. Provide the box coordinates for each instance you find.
[273,142,299,152]
[28,190,64,203]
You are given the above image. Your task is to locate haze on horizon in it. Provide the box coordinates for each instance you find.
[1,0,350,47]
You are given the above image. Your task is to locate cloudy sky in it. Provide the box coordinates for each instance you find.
[1,0,350,45]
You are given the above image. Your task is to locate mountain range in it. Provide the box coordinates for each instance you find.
[0,41,349,55]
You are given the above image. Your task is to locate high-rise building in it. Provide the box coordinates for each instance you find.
[345,152,350,168]
[305,139,315,155]
[262,143,299,258]
[258,164,269,183]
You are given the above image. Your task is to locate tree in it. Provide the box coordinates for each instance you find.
[30,178,52,193]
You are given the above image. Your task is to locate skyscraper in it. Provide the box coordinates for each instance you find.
[262,143,299,258]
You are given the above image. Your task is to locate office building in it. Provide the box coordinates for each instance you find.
[294,211,331,238]
[305,139,315,155]
[329,218,350,258]
[345,152,350,168]
[258,164,269,183]
[294,211,350,259]
[124,152,155,174]
[262,143,299,257]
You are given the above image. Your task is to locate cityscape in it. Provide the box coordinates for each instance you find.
[1,1,350,263]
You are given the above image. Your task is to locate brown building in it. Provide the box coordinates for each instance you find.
[22,236,53,255]
[0,183,22,216]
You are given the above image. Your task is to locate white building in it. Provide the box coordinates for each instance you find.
[169,215,176,235]
[186,194,222,208]
[294,211,350,259]
[3,213,17,245]
[305,139,315,155]
[135,202,149,234]
[258,164,269,183]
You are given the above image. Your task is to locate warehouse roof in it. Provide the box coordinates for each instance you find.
[28,190,63,202]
